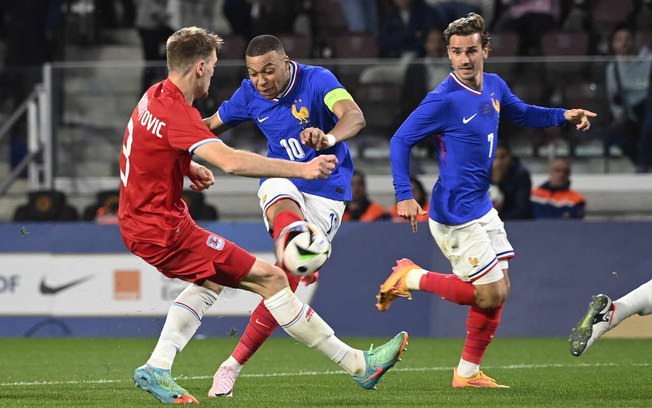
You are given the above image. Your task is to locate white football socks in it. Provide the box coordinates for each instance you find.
[611,278,652,328]
[457,358,480,378]
[264,287,365,376]
[220,356,244,373]
[147,284,219,370]
[406,268,428,290]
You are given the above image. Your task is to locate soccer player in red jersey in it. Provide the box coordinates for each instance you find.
[119,27,408,404]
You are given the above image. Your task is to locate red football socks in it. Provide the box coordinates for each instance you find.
[233,209,302,365]
[232,266,300,365]
[461,304,503,364]
[419,272,476,305]
[272,210,303,240]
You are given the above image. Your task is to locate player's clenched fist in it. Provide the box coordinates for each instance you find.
[304,155,338,179]
[300,127,333,151]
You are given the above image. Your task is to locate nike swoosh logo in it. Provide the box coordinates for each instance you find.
[257,116,270,123]
[255,318,271,329]
[462,113,477,124]
[361,367,384,382]
[40,276,93,295]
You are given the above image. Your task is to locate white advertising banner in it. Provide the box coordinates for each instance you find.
[0,253,317,317]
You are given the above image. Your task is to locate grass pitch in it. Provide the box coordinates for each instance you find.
[1,336,651,407]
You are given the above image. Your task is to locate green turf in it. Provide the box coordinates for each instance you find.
[1,337,651,407]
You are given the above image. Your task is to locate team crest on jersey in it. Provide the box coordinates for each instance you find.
[291,100,310,124]
[491,97,500,113]
[468,257,480,267]
[206,235,225,250]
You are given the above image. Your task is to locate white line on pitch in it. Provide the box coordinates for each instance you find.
[1,362,650,387]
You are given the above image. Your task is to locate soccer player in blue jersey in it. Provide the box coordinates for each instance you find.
[144,34,375,398]
[202,34,367,397]
[376,13,596,388]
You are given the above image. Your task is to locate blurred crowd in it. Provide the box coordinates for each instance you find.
[1,0,652,222]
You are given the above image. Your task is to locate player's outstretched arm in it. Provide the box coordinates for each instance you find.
[564,109,597,131]
[194,141,338,180]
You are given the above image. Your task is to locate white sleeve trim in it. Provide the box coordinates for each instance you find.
[189,138,223,153]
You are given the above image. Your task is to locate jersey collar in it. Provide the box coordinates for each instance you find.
[449,72,482,96]
[274,61,299,101]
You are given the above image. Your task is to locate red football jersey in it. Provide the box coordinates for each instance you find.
[118,79,220,246]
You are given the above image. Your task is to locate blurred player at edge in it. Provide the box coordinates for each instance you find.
[119,27,408,404]
[376,13,596,388]
[570,279,652,357]
[186,34,364,397]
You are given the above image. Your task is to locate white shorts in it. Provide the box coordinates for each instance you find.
[428,208,514,285]
[257,178,345,242]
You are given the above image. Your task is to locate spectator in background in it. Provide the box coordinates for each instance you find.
[135,0,174,94]
[396,28,449,135]
[499,0,560,56]
[531,157,585,219]
[605,24,652,172]
[378,0,437,58]
[167,0,216,32]
[491,141,533,219]
[391,176,429,222]
[223,0,301,42]
[339,0,380,34]
[426,0,483,28]
[343,170,390,222]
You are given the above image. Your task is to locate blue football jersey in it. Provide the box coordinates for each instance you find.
[390,72,567,225]
[217,61,354,201]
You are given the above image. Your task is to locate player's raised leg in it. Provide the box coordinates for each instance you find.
[263,284,408,390]
[245,258,408,390]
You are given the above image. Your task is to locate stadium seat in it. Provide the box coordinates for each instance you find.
[333,34,379,58]
[490,32,519,57]
[562,81,609,158]
[312,0,349,56]
[590,0,632,33]
[350,83,402,157]
[541,31,590,56]
[82,189,120,222]
[13,190,79,222]
[278,35,312,59]
[182,190,219,221]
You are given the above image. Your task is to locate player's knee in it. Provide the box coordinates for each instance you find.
[474,294,506,309]
[260,263,289,293]
[474,286,508,309]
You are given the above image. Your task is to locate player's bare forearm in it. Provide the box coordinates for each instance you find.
[329,100,366,142]
[301,99,365,150]
[202,113,231,135]
[194,141,337,179]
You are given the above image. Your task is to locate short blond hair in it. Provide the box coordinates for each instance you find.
[166,27,223,73]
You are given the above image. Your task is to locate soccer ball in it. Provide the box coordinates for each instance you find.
[275,221,331,277]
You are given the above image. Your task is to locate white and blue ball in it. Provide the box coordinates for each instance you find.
[275,221,331,277]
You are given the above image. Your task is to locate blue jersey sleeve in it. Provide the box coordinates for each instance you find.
[390,95,445,201]
[499,78,566,128]
[309,67,347,107]
[217,81,252,126]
